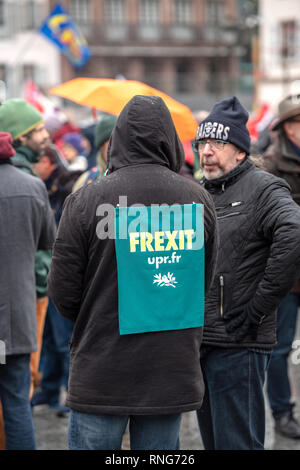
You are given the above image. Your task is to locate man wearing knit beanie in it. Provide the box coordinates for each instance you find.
[0,98,49,174]
[0,99,52,404]
[194,96,300,450]
[0,131,55,449]
[194,95,250,180]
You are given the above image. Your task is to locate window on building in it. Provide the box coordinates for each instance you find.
[0,0,4,27]
[174,1,192,25]
[0,64,6,81]
[23,64,35,82]
[25,0,35,29]
[281,20,296,58]
[144,59,161,89]
[140,0,159,25]
[176,61,190,93]
[138,0,161,40]
[205,0,224,25]
[0,65,6,103]
[70,0,91,24]
[104,0,125,24]
[21,1,46,31]
[207,58,223,95]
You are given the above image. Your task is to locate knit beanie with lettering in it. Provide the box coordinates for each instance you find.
[0,99,43,140]
[196,96,251,155]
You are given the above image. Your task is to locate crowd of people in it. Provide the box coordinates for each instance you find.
[0,89,300,450]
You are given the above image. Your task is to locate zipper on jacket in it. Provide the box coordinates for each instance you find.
[231,201,242,207]
[217,211,241,220]
[220,275,224,317]
[215,201,243,210]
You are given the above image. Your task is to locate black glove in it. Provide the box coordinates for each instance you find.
[223,302,266,342]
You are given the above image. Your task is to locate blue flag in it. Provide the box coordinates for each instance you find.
[39,4,90,69]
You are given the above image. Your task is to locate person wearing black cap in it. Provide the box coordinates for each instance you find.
[263,95,300,439]
[194,96,300,450]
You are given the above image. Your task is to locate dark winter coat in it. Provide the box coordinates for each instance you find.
[12,145,52,297]
[202,157,300,350]
[0,161,55,355]
[48,95,219,415]
[264,131,300,205]
[264,131,300,293]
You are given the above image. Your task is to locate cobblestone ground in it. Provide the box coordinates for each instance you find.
[33,319,300,451]
[33,371,300,451]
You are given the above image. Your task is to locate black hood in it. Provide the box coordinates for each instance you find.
[107,95,184,174]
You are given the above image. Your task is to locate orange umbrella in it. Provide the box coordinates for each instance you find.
[48,78,198,142]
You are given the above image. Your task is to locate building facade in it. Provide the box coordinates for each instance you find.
[0,0,60,100]
[0,0,254,111]
[61,0,251,110]
[258,0,300,110]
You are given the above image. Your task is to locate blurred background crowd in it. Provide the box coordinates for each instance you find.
[1,0,298,170]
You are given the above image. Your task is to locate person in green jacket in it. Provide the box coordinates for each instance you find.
[0,98,53,398]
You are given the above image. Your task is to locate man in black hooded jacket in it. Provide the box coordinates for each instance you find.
[194,96,300,450]
[48,95,218,450]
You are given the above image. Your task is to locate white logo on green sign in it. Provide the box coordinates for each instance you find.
[153,272,177,288]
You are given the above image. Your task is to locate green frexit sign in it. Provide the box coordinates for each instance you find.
[114,204,205,335]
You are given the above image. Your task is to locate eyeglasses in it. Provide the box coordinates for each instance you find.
[192,139,229,153]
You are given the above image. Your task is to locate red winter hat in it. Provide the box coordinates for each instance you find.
[0,132,16,159]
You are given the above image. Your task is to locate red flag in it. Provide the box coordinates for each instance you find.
[24,80,45,113]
